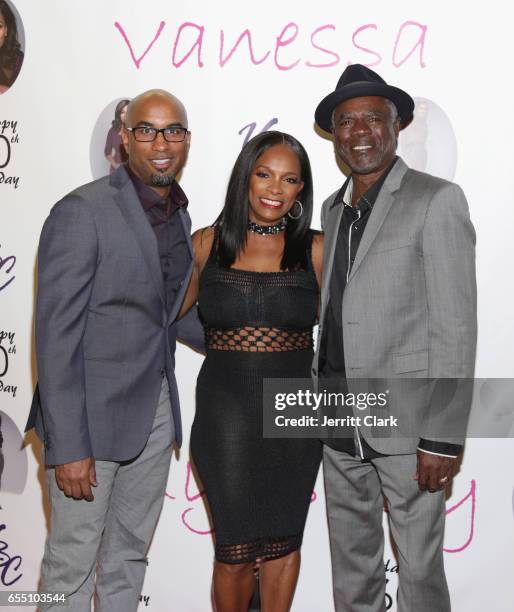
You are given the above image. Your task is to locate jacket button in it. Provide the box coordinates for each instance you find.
[160,368,166,378]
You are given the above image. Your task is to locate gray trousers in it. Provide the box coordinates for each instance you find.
[39,380,174,612]
[323,445,450,612]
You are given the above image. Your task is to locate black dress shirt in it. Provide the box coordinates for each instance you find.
[126,166,189,314]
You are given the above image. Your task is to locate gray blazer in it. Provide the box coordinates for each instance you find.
[313,158,477,454]
[26,166,204,465]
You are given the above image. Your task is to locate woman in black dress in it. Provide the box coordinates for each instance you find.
[181,131,323,611]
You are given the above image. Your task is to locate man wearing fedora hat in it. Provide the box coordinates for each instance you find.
[312,64,477,611]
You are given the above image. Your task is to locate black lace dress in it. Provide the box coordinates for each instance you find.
[191,233,322,564]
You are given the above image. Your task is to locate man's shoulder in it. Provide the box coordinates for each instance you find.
[52,167,129,215]
[396,164,469,223]
[401,165,461,195]
[321,187,343,211]
[64,173,116,204]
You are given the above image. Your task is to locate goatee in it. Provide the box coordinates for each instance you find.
[151,173,175,187]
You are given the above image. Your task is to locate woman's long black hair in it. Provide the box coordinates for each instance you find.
[216,131,313,271]
[0,1,21,70]
[112,99,130,131]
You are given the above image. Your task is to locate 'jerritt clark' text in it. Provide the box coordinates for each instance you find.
[275,415,398,427]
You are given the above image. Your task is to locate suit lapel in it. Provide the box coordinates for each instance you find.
[347,158,408,284]
[112,168,166,306]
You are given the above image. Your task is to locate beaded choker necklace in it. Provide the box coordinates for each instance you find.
[247,219,287,235]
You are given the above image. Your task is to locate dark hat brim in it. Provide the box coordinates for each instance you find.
[315,82,414,133]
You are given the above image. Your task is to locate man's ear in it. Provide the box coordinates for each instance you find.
[394,117,401,138]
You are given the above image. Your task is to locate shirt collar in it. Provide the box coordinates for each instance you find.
[125,164,188,213]
[332,156,399,211]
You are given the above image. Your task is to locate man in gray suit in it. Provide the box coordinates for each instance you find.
[312,65,477,611]
[26,89,204,611]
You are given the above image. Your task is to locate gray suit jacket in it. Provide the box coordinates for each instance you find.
[313,158,477,454]
[26,165,204,465]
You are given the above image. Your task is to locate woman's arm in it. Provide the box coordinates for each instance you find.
[312,232,324,319]
[178,226,215,318]
[311,232,324,288]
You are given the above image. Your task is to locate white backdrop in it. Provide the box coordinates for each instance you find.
[1,1,514,610]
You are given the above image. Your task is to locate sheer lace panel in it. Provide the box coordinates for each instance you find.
[205,326,313,352]
[215,534,302,564]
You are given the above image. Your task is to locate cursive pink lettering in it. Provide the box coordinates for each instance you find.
[114,21,165,69]
[444,479,476,553]
[274,22,300,71]
[306,25,340,68]
[114,19,430,72]
[393,20,427,68]
[185,461,204,502]
[219,29,270,67]
[352,23,382,67]
[181,508,214,535]
[172,22,205,68]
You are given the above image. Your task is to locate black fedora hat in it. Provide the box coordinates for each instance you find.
[315,64,414,133]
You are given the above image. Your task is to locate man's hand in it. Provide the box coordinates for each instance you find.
[55,457,97,501]
[415,451,456,493]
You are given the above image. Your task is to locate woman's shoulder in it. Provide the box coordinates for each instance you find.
[307,229,324,284]
[192,225,216,247]
[307,228,324,249]
[192,226,216,269]
[308,228,323,239]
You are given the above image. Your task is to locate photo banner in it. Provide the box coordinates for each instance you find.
[1,1,514,610]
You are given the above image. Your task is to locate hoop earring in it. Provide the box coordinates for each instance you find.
[288,200,303,220]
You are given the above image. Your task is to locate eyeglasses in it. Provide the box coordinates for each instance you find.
[126,126,189,143]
